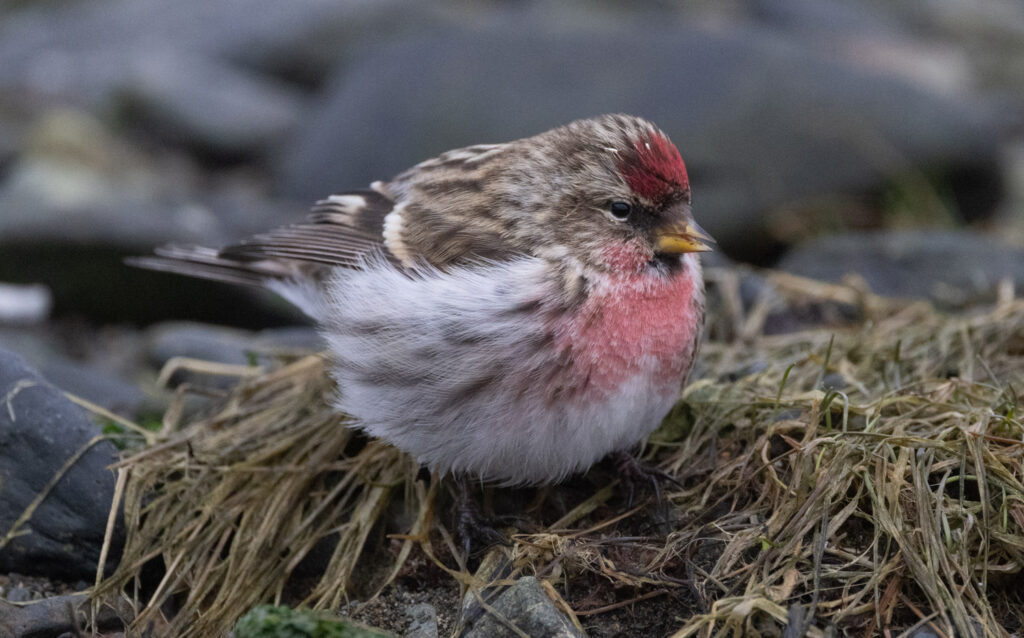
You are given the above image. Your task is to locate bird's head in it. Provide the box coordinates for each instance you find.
[511,114,712,274]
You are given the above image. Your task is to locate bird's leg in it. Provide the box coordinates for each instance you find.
[453,477,511,559]
[608,450,683,512]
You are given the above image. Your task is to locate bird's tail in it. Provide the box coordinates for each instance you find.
[126,244,329,319]
[125,244,296,287]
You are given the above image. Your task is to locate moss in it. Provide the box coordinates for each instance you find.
[234,605,393,638]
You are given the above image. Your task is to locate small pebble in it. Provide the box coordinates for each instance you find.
[405,602,439,638]
[7,586,31,602]
[719,359,767,381]
[772,408,803,422]
[820,372,846,390]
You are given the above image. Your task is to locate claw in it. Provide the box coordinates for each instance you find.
[454,478,512,560]
[609,451,682,530]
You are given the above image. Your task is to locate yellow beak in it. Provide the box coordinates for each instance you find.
[655,221,714,254]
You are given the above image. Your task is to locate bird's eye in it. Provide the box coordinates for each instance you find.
[608,201,632,220]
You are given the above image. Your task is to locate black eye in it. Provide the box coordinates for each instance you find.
[609,201,632,220]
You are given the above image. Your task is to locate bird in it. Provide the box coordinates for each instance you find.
[131,114,712,487]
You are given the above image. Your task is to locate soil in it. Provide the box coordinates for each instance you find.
[338,480,726,638]
[0,573,86,602]
[340,543,711,638]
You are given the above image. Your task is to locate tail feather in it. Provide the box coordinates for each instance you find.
[126,244,331,319]
[125,245,297,287]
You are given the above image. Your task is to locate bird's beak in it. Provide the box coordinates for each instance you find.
[654,220,715,254]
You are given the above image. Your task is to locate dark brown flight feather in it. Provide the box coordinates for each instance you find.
[129,189,400,286]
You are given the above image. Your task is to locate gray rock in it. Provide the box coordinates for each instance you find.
[0,327,62,372]
[860,0,1024,94]
[460,576,585,638]
[278,21,1001,262]
[5,587,30,603]
[0,108,302,248]
[704,266,860,337]
[0,592,126,638]
[0,108,217,248]
[115,51,304,158]
[750,0,904,36]
[259,326,325,351]
[0,348,123,580]
[748,0,974,95]
[35,357,149,417]
[718,360,769,382]
[820,372,847,391]
[231,0,451,89]
[776,230,1024,307]
[0,325,150,417]
[0,0,451,160]
[0,108,312,323]
[0,0,352,103]
[147,321,321,368]
[148,322,271,368]
[0,100,31,169]
[145,322,321,389]
[404,602,438,638]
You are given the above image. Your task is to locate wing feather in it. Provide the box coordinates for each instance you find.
[125,245,298,287]
[128,189,398,295]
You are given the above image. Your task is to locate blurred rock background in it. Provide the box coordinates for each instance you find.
[0,0,1023,624]
[1,0,1023,412]
[0,0,1019,421]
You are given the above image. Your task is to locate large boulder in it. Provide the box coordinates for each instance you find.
[0,348,122,580]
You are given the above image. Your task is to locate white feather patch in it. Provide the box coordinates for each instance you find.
[462,146,504,164]
[381,202,412,266]
[323,194,366,212]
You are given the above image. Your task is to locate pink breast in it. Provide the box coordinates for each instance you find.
[552,268,700,399]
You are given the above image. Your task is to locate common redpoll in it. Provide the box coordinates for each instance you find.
[132,114,711,485]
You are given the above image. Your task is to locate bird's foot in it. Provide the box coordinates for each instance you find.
[609,450,683,513]
[453,478,514,560]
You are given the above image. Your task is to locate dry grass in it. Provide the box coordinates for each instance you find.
[93,355,424,637]
[94,268,1024,637]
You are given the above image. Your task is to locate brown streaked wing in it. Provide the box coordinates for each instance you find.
[378,141,530,268]
[395,200,514,267]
